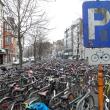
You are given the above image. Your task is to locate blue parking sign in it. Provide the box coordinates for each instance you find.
[83,1,110,48]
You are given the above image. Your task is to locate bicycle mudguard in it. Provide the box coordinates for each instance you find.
[23,97,39,108]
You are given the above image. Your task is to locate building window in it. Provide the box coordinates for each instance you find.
[5,36,11,45]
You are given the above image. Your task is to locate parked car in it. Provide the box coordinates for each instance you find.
[23,58,27,62]
[13,59,19,65]
[29,57,34,62]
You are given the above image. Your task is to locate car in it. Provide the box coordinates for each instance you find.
[23,58,27,62]
[13,59,19,65]
[29,57,34,61]
[26,58,29,61]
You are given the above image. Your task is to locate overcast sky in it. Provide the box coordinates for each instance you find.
[39,0,85,42]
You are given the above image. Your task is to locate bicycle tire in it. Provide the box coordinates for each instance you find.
[76,95,95,110]
[91,54,99,62]
[10,101,25,110]
[0,98,13,110]
[102,54,110,62]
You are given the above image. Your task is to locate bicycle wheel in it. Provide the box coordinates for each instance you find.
[76,95,95,110]
[0,98,13,110]
[91,54,99,62]
[10,102,25,110]
[102,54,110,62]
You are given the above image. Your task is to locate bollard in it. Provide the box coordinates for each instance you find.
[98,64,104,110]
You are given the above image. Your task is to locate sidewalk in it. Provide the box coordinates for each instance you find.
[0,63,12,68]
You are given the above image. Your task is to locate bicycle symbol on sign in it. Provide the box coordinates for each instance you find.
[91,51,110,62]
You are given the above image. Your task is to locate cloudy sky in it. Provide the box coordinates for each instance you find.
[39,0,85,42]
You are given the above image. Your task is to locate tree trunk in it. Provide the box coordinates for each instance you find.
[38,42,42,61]
[18,0,22,68]
[38,56,41,60]
[76,31,80,61]
[34,38,37,64]
[18,36,23,68]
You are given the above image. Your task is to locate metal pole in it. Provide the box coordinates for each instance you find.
[98,64,104,110]
[95,1,104,110]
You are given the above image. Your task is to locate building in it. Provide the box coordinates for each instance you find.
[52,39,64,58]
[3,17,17,63]
[64,18,85,59]
[64,27,73,59]
[0,0,5,64]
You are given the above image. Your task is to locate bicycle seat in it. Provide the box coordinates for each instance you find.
[60,93,74,101]
[36,86,41,90]
[60,95,68,100]
[9,83,16,88]
[38,90,48,97]
[12,88,25,96]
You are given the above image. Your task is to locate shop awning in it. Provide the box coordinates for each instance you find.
[0,49,6,54]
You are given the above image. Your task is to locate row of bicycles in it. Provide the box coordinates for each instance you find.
[0,59,110,110]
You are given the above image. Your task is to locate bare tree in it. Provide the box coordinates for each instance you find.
[2,0,49,67]
[36,35,47,60]
[26,11,53,63]
[24,37,52,63]
[41,41,52,58]
[33,40,52,61]
[31,31,49,62]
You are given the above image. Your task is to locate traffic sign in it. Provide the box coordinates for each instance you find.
[85,48,110,65]
[83,1,110,48]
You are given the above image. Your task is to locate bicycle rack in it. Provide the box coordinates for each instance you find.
[49,87,69,106]
[76,90,92,110]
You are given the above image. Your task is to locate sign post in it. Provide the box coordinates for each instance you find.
[95,1,104,109]
[98,64,104,110]
[82,0,110,109]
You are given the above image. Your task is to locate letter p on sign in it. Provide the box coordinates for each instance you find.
[83,1,110,48]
